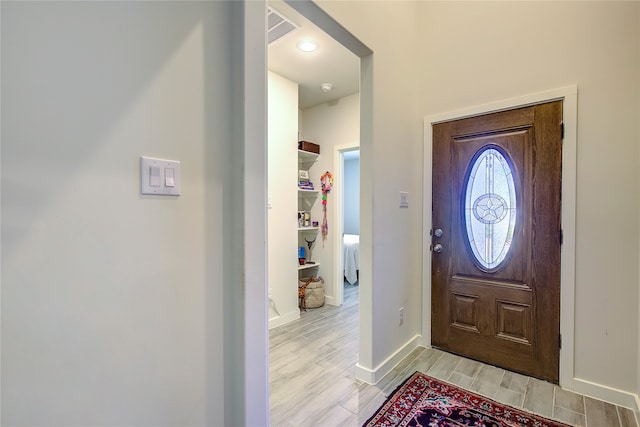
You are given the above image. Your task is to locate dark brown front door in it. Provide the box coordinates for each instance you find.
[431,101,562,382]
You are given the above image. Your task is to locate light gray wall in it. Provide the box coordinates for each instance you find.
[344,157,360,235]
[1,2,242,425]
[228,2,269,425]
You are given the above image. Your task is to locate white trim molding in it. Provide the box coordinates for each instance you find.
[573,378,640,412]
[422,85,579,389]
[268,310,300,330]
[355,335,422,384]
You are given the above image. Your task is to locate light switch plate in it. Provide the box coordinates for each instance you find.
[400,191,409,208]
[141,156,181,196]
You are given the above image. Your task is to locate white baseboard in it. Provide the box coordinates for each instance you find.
[416,335,432,349]
[355,335,422,384]
[573,378,640,412]
[268,309,299,330]
[324,295,337,306]
[355,331,639,413]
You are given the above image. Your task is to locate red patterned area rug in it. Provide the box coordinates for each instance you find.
[364,372,571,427]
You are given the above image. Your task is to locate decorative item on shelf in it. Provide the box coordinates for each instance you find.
[298,170,315,190]
[298,211,311,227]
[298,182,315,190]
[298,246,306,265]
[304,236,316,262]
[312,221,319,227]
[298,140,320,154]
[320,170,333,245]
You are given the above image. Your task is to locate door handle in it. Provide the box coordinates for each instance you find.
[433,243,443,253]
[434,228,443,238]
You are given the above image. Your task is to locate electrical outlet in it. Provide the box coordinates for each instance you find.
[399,307,404,326]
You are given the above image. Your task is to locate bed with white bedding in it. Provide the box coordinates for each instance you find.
[343,234,360,285]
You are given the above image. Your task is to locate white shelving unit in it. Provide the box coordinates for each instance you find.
[297,263,320,271]
[297,149,319,166]
[298,149,320,277]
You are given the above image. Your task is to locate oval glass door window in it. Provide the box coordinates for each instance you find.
[464,147,516,270]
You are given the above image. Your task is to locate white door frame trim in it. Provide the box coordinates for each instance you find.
[421,85,578,389]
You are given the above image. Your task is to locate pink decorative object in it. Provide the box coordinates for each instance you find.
[320,171,334,245]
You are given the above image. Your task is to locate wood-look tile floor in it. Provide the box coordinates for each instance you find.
[269,283,639,427]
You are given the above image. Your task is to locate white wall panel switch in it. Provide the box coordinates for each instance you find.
[141,156,181,196]
[149,166,161,187]
[400,191,409,208]
[164,168,175,187]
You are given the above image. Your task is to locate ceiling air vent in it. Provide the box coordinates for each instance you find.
[268,7,299,45]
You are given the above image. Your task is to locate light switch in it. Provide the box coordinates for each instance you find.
[400,191,409,208]
[149,166,161,187]
[165,168,175,187]
[140,157,181,196]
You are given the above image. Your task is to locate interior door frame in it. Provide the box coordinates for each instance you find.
[333,143,360,306]
[422,85,578,390]
[280,0,375,385]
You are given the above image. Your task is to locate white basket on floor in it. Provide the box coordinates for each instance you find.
[298,277,325,309]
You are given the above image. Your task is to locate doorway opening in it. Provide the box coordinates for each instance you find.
[334,145,360,306]
[266,0,362,322]
[265,2,374,424]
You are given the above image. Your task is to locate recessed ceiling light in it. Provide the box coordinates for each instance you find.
[297,39,318,53]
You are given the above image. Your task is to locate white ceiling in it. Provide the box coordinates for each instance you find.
[267,1,360,110]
